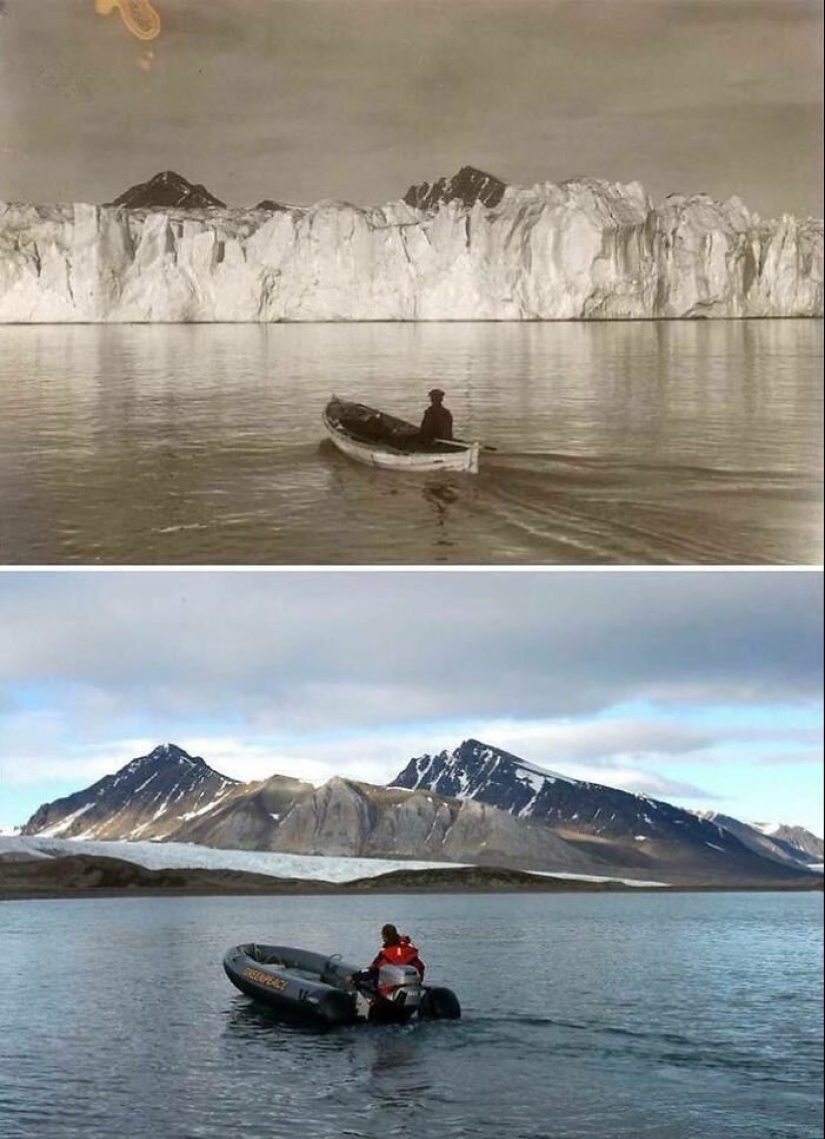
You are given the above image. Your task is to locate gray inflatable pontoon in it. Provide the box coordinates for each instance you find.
[223,943,461,1026]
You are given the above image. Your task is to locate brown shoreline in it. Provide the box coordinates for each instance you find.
[0,855,821,901]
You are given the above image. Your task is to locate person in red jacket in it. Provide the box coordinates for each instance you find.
[352,923,426,996]
[367,924,425,981]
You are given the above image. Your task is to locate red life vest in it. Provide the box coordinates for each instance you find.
[373,935,425,978]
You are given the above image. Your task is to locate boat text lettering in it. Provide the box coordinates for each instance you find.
[243,967,288,991]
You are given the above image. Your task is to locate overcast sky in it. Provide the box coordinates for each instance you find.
[0,570,821,834]
[0,0,821,216]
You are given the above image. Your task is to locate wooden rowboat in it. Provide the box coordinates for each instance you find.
[322,396,481,474]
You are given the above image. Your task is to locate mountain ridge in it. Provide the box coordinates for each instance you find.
[21,743,239,842]
[695,811,823,869]
[391,739,801,881]
[20,741,821,885]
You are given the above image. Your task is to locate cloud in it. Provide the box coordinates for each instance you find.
[575,768,723,803]
[754,749,824,766]
[0,572,820,739]
[466,717,716,764]
[0,571,820,830]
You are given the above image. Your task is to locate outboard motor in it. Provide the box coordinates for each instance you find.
[377,963,422,1013]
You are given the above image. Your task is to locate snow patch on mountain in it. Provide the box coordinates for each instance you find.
[176,792,234,824]
[534,870,668,887]
[36,804,95,838]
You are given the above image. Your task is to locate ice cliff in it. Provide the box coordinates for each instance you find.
[0,173,821,321]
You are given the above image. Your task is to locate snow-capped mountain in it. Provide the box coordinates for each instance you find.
[21,743,239,841]
[106,170,226,210]
[20,745,604,875]
[389,739,813,881]
[20,741,820,884]
[1,169,820,321]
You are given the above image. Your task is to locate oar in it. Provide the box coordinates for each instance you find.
[436,437,498,453]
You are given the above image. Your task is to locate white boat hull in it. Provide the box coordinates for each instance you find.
[323,413,480,474]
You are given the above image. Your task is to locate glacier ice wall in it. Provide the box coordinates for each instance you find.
[0,179,821,321]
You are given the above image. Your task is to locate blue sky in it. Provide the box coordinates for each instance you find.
[0,570,822,835]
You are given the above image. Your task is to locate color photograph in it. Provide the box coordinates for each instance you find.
[0,569,823,1138]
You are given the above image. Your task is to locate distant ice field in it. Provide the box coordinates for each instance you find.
[0,836,669,886]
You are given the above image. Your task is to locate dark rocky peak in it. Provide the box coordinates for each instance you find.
[390,741,570,823]
[106,171,226,210]
[120,742,232,782]
[143,742,205,767]
[454,738,557,771]
[403,166,507,211]
[254,199,289,212]
[392,738,575,794]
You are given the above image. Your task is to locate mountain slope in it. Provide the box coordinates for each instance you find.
[172,773,315,849]
[21,743,239,841]
[390,740,815,883]
[269,777,604,872]
[750,822,824,865]
[696,813,824,869]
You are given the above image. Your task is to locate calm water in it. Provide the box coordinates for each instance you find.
[0,892,822,1139]
[0,321,821,564]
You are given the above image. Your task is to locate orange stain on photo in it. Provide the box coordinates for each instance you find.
[95,0,161,42]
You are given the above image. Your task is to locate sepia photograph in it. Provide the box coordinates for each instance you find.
[0,0,821,564]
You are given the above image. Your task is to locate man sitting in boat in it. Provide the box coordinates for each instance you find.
[348,926,425,1020]
[353,923,425,992]
[368,924,425,980]
[419,389,453,446]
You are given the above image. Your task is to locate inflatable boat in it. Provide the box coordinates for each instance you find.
[223,943,461,1026]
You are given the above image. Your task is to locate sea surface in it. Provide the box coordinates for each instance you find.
[0,891,822,1139]
[0,321,821,564]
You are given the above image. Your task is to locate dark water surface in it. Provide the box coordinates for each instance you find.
[1,892,822,1139]
[0,321,821,564]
